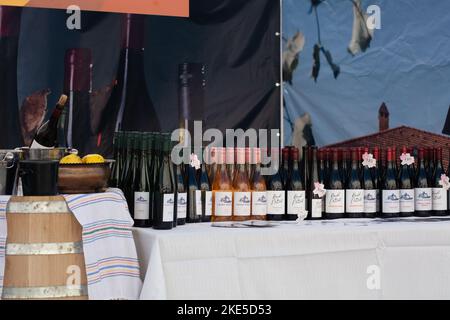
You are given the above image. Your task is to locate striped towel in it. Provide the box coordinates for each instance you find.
[0,196,9,298]
[64,188,142,300]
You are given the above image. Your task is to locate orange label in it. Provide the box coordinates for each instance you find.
[0,0,189,17]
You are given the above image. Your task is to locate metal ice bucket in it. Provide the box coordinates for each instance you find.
[0,150,21,195]
[16,147,78,161]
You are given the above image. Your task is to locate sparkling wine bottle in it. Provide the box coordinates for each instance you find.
[232,148,251,221]
[134,134,151,228]
[212,148,233,222]
[286,147,306,221]
[399,146,414,217]
[346,148,364,218]
[381,148,400,218]
[415,148,432,217]
[325,149,345,219]
[30,95,68,149]
[199,155,212,222]
[432,147,448,216]
[153,136,175,230]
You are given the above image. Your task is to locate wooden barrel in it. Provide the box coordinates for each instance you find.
[2,196,88,300]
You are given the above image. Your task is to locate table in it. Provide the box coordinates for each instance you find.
[132,218,450,300]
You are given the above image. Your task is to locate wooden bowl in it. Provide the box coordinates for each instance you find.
[58,160,114,194]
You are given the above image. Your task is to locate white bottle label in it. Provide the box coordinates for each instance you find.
[266,190,285,215]
[382,190,400,213]
[163,194,175,222]
[214,191,233,217]
[364,190,377,213]
[195,190,203,216]
[134,192,150,220]
[400,189,415,213]
[234,192,251,216]
[205,191,213,216]
[432,188,448,211]
[346,189,364,213]
[251,191,267,216]
[287,191,306,215]
[311,198,323,218]
[325,190,345,214]
[415,188,432,211]
[177,192,187,219]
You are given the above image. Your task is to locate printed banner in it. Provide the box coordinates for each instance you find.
[0,0,189,17]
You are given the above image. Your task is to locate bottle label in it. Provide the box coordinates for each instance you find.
[267,191,285,215]
[163,194,175,222]
[234,192,251,216]
[346,189,364,213]
[30,140,53,149]
[134,192,150,220]
[177,192,187,219]
[325,190,345,214]
[287,191,306,215]
[382,190,400,213]
[364,190,377,213]
[251,191,267,216]
[400,189,415,213]
[214,191,233,217]
[415,188,432,211]
[205,191,213,216]
[432,188,448,211]
[195,190,203,217]
[311,198,322,218]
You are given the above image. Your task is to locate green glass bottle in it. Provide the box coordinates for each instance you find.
[110,131,122,188]
[153,136,175,230]
[134,134,151,228]
[123,132,140,217]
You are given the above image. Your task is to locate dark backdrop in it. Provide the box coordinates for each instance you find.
[2,0,281,154]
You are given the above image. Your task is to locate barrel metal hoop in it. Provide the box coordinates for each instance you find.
[1,285,88,299]
[6,241,83,255]
[7,200,69,214]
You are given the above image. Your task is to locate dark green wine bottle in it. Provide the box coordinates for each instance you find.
[175,162,187,225]
[110,132,123,188]
[134,134,151,228]
[123,132,140,218]
[199,157,212,222]
[153,136,175,230]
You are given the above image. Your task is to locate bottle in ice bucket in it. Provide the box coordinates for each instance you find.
[153,136,175,230]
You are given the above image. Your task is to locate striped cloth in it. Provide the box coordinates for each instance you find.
[0,196,9,298]
[0,189,142,300]
[64,189,142,299]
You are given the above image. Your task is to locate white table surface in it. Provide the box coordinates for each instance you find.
[132,217,450,300]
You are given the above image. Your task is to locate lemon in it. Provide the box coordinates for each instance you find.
[82,154,105,164]
[60,154,83,164]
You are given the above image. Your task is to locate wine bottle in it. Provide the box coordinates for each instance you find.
[30,95,68,149]
[199,154,212,222]
[340,149,349,187]
[175,162,187,225]
[124,132,140,217]
[325,149,345,219]
[346,148,364,218]
[427,147,435,182]
[363,148,377,218]
[134,134,151,228]
[286,147,306,220]
[415,148,432,217]
[399,146,415,217]
[281,147,291,186]
[187,154,201,223]
[266,148,285,221]
[212,148,233,222]
[381,147,400,218]
[153,136,175,230]
[245,147,253,180]
[432,147,448,216]
[110,132,123,188]
[309,148,324,220]
[233,148,251,221]
[372,147,381,214]
[207,146,218,184]
[251,148,267,221]
[303,146,311,213]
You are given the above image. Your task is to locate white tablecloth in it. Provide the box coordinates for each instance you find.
[133,218,450,300]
